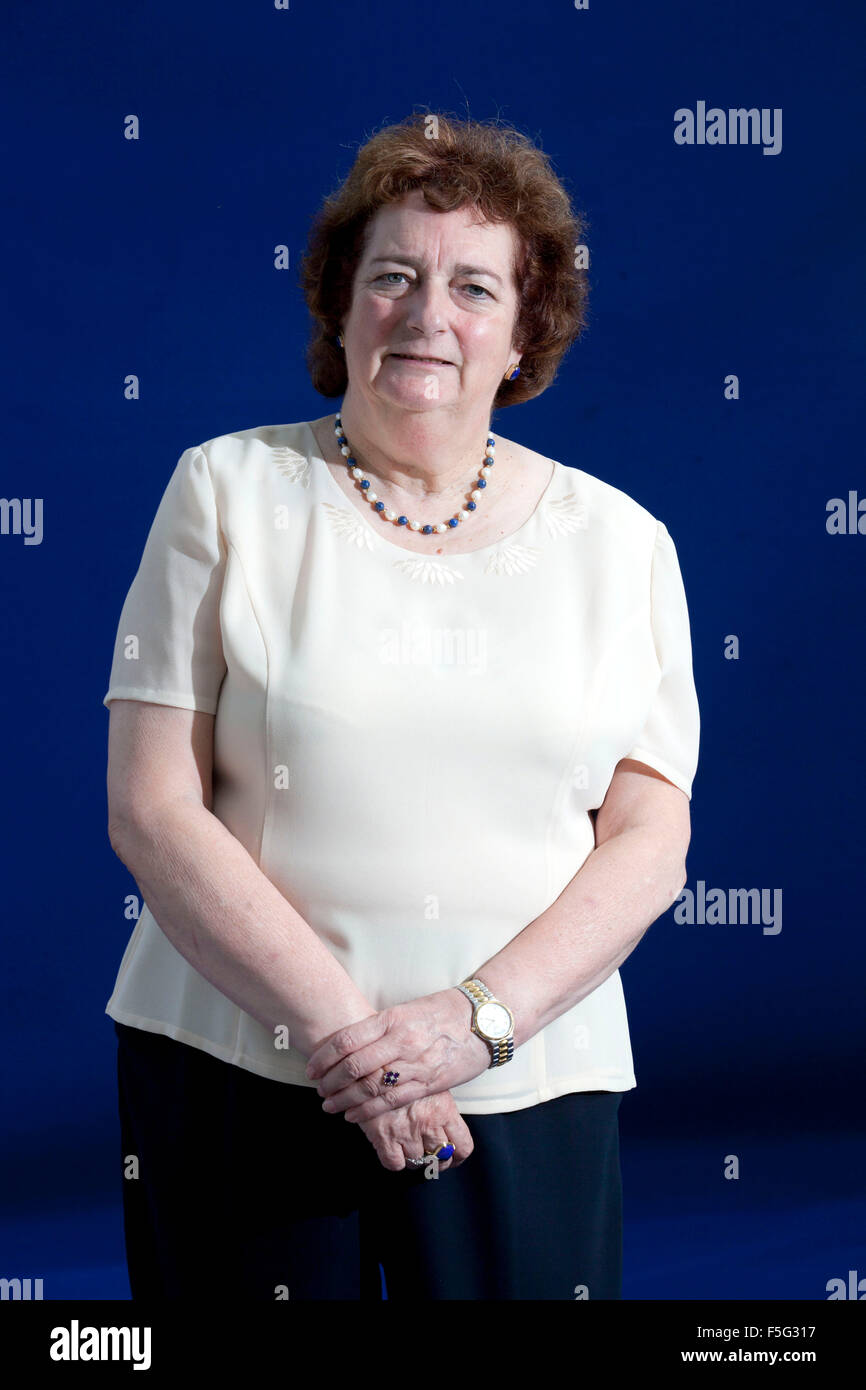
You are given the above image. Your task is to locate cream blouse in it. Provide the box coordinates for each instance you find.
[102,419,700,1114]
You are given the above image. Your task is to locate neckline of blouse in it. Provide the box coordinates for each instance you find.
[302,420,559,561]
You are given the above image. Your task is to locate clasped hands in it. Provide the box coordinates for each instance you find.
[305,986,491,1122]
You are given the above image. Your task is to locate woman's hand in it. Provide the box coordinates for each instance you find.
[357,1089,474,1173]
[306,988,492,1122]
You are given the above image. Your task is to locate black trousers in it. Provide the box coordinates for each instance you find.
[114,1020,624,1300]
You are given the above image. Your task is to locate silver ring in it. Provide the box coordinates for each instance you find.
[405,1140,454,1169]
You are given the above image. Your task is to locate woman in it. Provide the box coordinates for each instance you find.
[104,113,699,1301]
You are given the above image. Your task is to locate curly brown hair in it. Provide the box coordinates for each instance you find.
[298,111,591,410]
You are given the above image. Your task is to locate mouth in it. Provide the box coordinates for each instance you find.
[388,353,454,366]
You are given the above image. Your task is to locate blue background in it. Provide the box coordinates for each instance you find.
[1,0,863,1300]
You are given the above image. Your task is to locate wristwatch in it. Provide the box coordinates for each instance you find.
[456,977,515,1068]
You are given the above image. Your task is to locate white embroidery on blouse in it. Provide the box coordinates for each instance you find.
[484,543,541,576]
[270,447,313,487]
[478,491,586,578]
[392,557,464,585]
[321,502,380,551]
[298,464,587,582]
[541,493,588,535]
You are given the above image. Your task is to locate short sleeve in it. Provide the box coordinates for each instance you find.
[623,519,700,799]
[102,444,227,714]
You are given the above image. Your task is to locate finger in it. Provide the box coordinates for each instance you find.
[399,1128,449,1175]
[320,1060,419,1114]
[304,1014,386,1082]
[378,1128,430,1173]
[446,1114,475,1169]
[342,1079,432,1123]
[317,1042,417,1099]
[422,1131,455,1171]
[374,1134,408,1173]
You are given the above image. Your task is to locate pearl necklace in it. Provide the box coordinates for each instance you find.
[333,411,495,535]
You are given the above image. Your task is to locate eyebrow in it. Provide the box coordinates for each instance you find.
[368,255,503,285]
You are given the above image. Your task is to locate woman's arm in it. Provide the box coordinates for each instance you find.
[464,758,690,1043]
[307,759,691,1116]
[106,700,378,1058]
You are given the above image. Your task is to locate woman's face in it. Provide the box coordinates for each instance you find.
[340,187,523,417]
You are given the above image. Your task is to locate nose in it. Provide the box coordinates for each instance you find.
[404,273,450,338]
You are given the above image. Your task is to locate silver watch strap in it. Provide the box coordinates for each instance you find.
[456,978,515,1068]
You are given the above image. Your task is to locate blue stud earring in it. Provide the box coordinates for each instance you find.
[336,334,344,348]
[506,363,521,380]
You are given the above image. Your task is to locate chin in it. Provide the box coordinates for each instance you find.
[376,381,455,408]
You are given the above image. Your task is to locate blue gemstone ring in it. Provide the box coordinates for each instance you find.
[406,1140,456,1169]
[382,1070,400,1087]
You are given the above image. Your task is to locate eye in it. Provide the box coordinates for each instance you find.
[374,272,492,299]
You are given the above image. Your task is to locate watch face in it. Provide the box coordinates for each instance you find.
[476,1001,512,1040]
